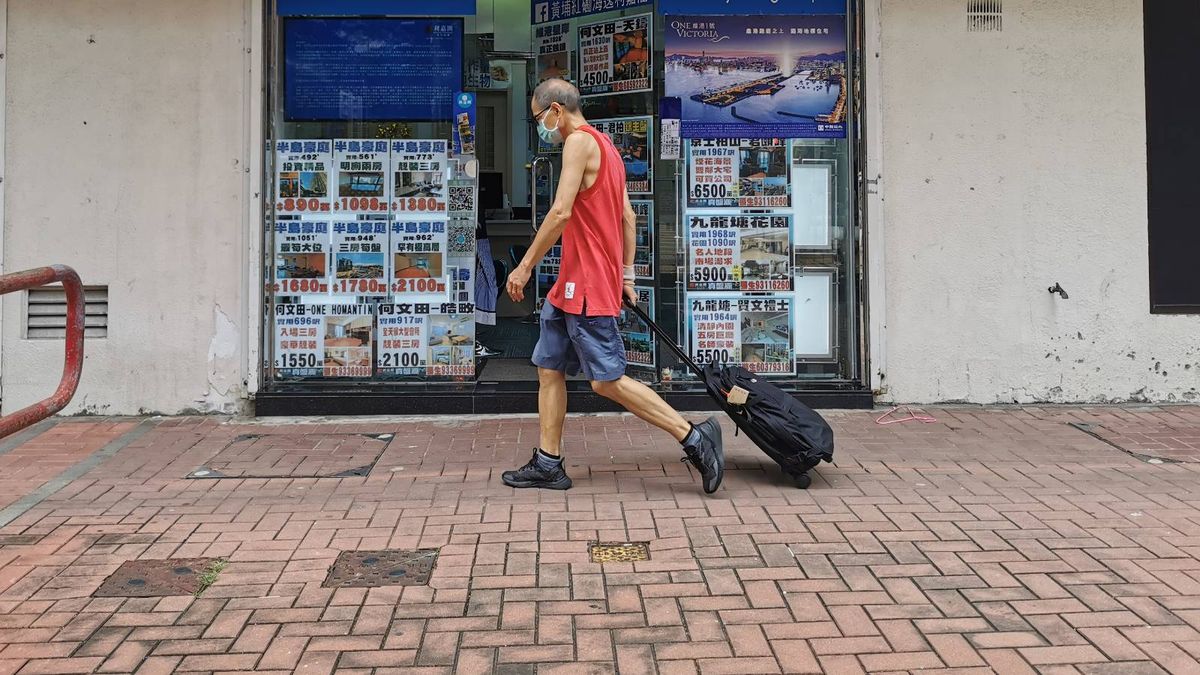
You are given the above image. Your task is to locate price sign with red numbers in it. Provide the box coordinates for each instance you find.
[687,138,791,210]
[390,219,449,303]
[275,140,332,216]
[332,140,390,215]
[687,213,793,292]
[688,294,795,376]
[273,220,330,295]
[390,140,449,216]
[331,220,389,297]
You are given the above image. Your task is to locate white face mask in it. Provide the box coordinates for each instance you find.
[537,107,563,145]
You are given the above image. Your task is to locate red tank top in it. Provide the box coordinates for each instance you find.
[546,124,626,317]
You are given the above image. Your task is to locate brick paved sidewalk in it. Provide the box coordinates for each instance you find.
[1,406,1200,674]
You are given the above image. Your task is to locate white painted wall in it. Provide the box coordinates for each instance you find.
[2,0,251,414]
[872,0,1199,403]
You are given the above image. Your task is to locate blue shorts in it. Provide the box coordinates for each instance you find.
[532,302,627,382]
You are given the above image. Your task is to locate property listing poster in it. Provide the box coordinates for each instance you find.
[275,140,332,216]
[391,139,449,216]
[391,219,449,303]
[664,15,848,139]
[591,117,653,194]
[377,304,475,378]
[274,303,325,378]
[631,200,655,279]
[331,220,388,296]
[535,20,573,83]
[618,286,656,369]
[688,295,795,376]
[578,13,652,96]
[273,220,329,295]
[687,139,791,209]
[333,140,390,215]
[687,214,793,292]
[535,244,562,311]
[323,304,374,377]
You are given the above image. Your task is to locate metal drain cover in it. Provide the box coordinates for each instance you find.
[589,542,650,563]
[93,558,221,597]
[323,549,439,588]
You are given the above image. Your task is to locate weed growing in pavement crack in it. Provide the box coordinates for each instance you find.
[194,559,228,597]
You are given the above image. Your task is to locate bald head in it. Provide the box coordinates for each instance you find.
[532,78,581,113]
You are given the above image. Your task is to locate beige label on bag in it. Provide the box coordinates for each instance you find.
[727,386,750,405]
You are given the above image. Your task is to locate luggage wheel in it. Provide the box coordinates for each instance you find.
[790,472,812,489]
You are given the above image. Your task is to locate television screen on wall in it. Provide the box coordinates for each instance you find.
[283,17,463,121]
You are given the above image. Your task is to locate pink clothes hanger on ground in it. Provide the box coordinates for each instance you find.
[874,405,938,425]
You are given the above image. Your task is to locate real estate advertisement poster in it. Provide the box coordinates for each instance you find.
[377,303,474,378]
[618,286,656,369]
[535,20,573,83]
[276,140,333,216]
[274,303,325,378]
[390,219,449,303]
[664,15,848,139]
[333,140,390,215]
[578,13,652,97]
[687,138,791,209]
[632,200,655,279]
[687,213,793,292]
[331,220,388,296]
[591,117,654,194]
[391,139,449,216]
[688,294,795,376]
[323,305,374,377]
[273,220,330,295]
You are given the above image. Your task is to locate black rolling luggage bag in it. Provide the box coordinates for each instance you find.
[624,300,834,488]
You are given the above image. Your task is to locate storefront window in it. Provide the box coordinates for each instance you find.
[260,0,864,407]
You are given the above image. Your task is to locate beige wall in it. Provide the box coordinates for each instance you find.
[2,0,252,414]
[872,0,1199,403]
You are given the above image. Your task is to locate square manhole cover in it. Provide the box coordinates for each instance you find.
[589,542,650,563]
[187,433,392,479]
[323,549,439,588]
[93,558,225,597]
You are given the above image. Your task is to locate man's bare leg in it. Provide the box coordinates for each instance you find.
[592,376,725,494]
[538,367,568,455]
[501,367,574,490]
[591,376,690,441]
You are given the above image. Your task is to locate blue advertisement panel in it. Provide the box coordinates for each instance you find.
[532,0,653,25]
[278,0,476,15]
[284,18,463,121]
[452,92,477,156]
[659,0,846,14]
[664,15,847,139]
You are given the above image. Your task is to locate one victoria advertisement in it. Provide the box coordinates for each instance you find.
[665,15,847,139]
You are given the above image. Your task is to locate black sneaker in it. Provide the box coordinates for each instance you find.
[682,417,725,494]
[502,450,573,490]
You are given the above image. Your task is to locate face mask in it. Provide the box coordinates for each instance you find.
[537,108,563,145]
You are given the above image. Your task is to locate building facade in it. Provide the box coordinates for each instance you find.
[0,0,1195,416]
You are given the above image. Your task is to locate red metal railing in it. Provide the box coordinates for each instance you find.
[0,265,85,438]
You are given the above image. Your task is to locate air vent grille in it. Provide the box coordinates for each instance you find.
[26,285,108,339]
[967,0,1003,32]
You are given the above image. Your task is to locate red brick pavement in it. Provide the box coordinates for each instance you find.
[0,406,1199,673]
[0,421,137,509]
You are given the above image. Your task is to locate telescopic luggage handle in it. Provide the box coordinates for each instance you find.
[622,298,705,379]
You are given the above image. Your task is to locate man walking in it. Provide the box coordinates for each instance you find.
[502,78,725,494]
